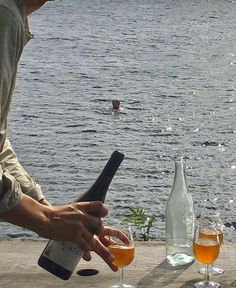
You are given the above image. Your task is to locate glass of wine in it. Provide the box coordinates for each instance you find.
[108,224,135,288]
[193,219,221,288]
[198,212,224,275]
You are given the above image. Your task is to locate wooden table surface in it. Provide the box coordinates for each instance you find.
[0,239,235,287]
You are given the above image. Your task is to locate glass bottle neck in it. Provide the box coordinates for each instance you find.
[172,157,188,193]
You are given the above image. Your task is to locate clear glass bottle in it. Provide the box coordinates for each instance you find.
[165,156,195,266]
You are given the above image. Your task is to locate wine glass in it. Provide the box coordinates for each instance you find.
[193,219,221,288]
[198,212,224,275]
[108,225,135,288]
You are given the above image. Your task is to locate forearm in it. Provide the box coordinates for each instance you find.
[0,195,118,270]
[0,195,106,243]
[0,194,51,237]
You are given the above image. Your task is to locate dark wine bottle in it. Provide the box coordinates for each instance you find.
[38,150,124,280]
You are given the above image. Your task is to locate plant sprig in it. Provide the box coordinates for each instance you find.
[123,207,156,241]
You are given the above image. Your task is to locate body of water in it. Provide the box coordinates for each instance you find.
[1,0,236,242]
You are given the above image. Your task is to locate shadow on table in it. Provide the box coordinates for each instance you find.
[231,280,236,287]
[136,259,193,288]
[180,279,199,288]
[181,280,236,288]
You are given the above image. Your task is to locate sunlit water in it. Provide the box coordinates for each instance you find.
[1,0,235,242]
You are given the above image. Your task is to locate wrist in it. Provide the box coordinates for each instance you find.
[39,198,51,206]
[36,204,54,238]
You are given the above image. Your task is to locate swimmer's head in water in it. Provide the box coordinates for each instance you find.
[112,99,120,110]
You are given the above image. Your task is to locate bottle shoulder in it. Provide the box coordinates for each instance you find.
[167,190,193,204]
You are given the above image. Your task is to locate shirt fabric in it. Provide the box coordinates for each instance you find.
[0,0,44,213]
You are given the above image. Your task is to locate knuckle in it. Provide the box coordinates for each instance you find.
[94,201,103,209]
[96,221,104,234]
[96,217,103,226]
[78,242,90,252]
[67,203,77,212]
[76,221,83,230]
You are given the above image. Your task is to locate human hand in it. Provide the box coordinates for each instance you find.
[40,201,108,253]
[82,226,130,271]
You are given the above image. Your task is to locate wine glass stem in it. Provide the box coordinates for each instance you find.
[120,268,124,286]
[205,265,210,282]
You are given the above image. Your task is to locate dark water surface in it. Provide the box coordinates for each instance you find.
[2,0,236,241]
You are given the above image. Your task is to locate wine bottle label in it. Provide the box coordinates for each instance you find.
[42,241,83,271]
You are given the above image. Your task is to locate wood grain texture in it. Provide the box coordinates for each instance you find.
[0,239,235,287]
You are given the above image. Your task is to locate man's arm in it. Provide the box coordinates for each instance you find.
[0,7,45,205]
[0,194,117,270]
[0,5,120,272]
[0,194,105,243]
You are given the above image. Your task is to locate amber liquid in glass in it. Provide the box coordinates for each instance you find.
[193,239,220,265]
[199,229,224,246]
[108,244,135,268]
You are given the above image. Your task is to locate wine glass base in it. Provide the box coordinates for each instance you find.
[194,280,221,288]
[198,266,224,275]
[110,284,135,288]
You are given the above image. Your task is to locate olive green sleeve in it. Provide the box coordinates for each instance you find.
[0,7,23,213]
[0,7,44,213]
[2,139,45,202]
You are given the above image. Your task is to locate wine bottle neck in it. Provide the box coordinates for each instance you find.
[76,151,124,203]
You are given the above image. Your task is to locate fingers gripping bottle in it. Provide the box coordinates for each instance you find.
[38,151,124,280]
[165,156,195,266]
